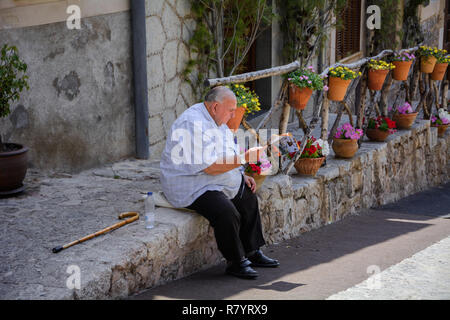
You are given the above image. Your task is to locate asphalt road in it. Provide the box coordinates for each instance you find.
[130,182,450,300]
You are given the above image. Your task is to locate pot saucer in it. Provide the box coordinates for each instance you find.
[0,184,25,196]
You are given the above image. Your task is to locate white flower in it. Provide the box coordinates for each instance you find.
[315,139,330,156]
[438,108,450,122]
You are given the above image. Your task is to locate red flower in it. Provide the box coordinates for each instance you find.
[386,118,396,129]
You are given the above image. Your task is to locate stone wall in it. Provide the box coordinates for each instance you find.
[0,11,135,173]
[145,0,197,161]
[106,119,449,299]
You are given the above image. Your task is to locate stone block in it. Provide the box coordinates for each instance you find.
[146,0,165,16]
[149,115,165,144]
[162,2,182,40]
[147,54,165,88]
[165,77,181,108]
[148,85,165,116]
[146,16,165,54]
[163,40,179,80]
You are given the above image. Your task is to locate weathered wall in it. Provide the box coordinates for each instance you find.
[145,0,197,161]
[0,11,135,173]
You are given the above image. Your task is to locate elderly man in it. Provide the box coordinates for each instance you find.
[160,86,279,279]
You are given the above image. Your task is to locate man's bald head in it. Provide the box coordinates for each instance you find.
[203,86,237,127]
[205,86,236,103]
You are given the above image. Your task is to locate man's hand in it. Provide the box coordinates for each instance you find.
[244,174,256,193]
[244,146,267,163]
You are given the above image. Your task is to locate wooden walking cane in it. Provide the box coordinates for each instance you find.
[52,212,139,253]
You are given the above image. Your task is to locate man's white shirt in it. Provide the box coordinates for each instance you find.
[160,102,243,208]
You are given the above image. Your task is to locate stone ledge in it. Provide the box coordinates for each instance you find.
[1,116,448,300]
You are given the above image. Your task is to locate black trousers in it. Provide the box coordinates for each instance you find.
[186,176,266,262]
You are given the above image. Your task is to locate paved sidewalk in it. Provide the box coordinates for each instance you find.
[131,182,450,300]
[327,235,450,299]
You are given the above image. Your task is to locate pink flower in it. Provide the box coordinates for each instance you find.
[323,85,329,91]
[443,118,450,125]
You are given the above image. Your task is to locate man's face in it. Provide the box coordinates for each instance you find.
[210,95,237,126]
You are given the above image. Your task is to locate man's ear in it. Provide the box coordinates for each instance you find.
[212,102,218,113]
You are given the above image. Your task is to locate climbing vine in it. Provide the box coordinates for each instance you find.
[184,0,273,98]
[277,0,346,66]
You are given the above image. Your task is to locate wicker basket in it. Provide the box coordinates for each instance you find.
[294,157,325,176]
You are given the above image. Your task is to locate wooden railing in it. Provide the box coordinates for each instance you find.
[205,46,449,175]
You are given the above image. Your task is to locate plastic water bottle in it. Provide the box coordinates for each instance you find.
[144,192,155,229]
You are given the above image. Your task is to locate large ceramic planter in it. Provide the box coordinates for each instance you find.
[368,69,389,90]
[392,60,413,81]
[327,77,351,101]
[294,157,325,176]
[226,106,246,132]
[244,172,267,191]
[366,129,390,142]
[332,138,358,158]
[432,124,449,138]
[430,63,448,81]
[0,143,29,195]
[420,56,437,73]
[289,84,312,110]
[393,112,418,129]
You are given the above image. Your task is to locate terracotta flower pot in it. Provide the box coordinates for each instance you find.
[332,138,358,158]
[289,84,313,110]
[368,69,389,90]
[327,77,351,101]
[393,112,418,129]
[294,157,325,176]
[432,124,449,138]
[226,106,246,132]
[0,143,29,194]
[244,172,267,191]
[392,60,413,81]
[366,128,390,142]
[430,63,448,81]
[420,56,437,73]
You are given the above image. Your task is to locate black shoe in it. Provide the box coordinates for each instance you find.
[248,250,280,268]
[226,258,259,279]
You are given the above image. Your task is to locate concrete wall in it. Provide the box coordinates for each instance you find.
[0,11,135,173]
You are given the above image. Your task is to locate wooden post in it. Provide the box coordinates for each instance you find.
[442,80,449,111]
[380,74,393,117]
[295,110,308,135]
[341,101,354,127]
[321,94,330,140]
[279,102,291,134]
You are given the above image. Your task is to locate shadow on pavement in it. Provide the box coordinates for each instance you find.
[131,209,444,300]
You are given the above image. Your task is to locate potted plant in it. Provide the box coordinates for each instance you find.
[392,101,418,129]
[366,116,397,142]
[0,44,30,195]
[327,66,360,101]
[294,136,329,176]
[367,59,395,90]
[417,46,438,73]
[286,66,326,110]
[391,52,415,81]
[332,123,363,158]
[431,109,450,138]
[431,49,449,81]
[244,154,272,191]
[225,84,261,132]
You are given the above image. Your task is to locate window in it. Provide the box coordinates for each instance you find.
[335,0,362,61]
